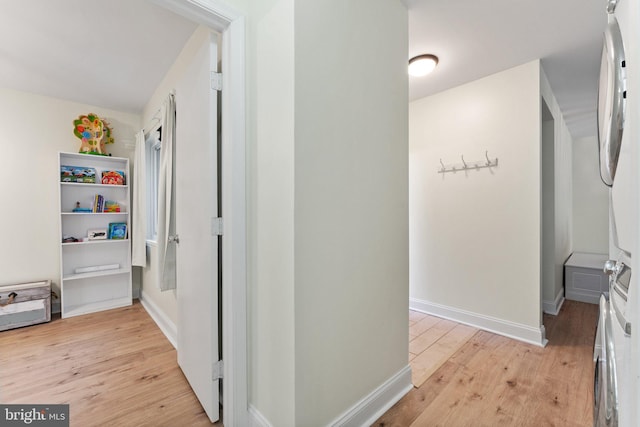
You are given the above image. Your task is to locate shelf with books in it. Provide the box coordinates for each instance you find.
[58,151,132,318]
[60,182,129,189]
[60,212,128,216]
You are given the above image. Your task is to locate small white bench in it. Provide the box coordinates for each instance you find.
[564,253,608,304]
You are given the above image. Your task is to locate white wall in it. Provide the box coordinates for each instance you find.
[139,26,211,328]
[293,0,409,425]
[540,68,573,314]
[0,87,140,303]
[409,61,544,343]
[242,1,409,425]
[248,0,296,424]
[572,136,608,254]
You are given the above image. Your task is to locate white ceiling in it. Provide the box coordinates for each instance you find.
[0,1,606,139]
[0,0,197,114]
[407,0,607,139]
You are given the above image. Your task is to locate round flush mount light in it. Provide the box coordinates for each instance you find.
[408,54,439,77]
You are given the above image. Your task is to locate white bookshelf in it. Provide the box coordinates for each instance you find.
[58,152,132,318]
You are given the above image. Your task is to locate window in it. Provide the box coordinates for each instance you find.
[145,127,161,242]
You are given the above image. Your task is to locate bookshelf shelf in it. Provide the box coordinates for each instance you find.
[60,182,129,189]
[58,152,132,318]
[61,212,128,216]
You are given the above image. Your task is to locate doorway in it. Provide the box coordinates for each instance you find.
[541,98,558,325]
[144,1,248,425]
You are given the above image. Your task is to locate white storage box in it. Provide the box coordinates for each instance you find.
[564,253,608,304]
[0,280,51,331]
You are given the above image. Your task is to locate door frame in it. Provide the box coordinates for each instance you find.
[150,1,247,425]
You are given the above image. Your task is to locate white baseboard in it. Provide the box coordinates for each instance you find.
[543,288,565,315]
[140,290,177,348]
[248,405,273,427]
[329,365,412,427]
[410,298,548,347]
[247,366,411,427]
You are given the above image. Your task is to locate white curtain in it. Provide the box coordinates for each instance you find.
[131,130,147,267]
[157,93,177,291]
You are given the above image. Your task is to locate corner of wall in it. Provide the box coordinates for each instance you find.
[542,287,565,316]
[410,298,548,347]
[328,366,412,427]
[140,288,177,348]
[248,405,274,427]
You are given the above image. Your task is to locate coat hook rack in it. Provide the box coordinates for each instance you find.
[438,150,498,174]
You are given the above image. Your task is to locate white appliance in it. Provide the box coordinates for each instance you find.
[594,1,632,426]
[597,12,626,187]
[595,256,632,427]
[593,294,617,426]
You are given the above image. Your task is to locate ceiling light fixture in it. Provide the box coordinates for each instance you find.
[408,54,439,77]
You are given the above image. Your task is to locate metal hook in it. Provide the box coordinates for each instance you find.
[485,150,491,166]
[439,158,446,172]
[461,155,467,169]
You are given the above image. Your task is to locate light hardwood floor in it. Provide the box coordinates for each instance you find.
[0,299,597,427]
[409,313,478,388]
[376,300,598,426]
[0,301,219,427]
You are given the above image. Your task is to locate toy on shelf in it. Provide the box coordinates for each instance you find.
[88,229,108,240]
[62,235,79,243]
[108,222,127,240]
[72,201,92,213]
[101,170,125,185]
[61,165,96,183]
[103,200,121,212]
[73,113,114,156]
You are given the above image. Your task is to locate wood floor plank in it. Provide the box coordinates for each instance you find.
[433,324,477,349]
[410,333,522,426]
[375,360,466,427]
[411,323,478,387]
[410,346,451,388]
[409,314,443,337]
[409,318,458,355]
[409,310,428,325]
[0,302,219,426]
[375,300,598,427]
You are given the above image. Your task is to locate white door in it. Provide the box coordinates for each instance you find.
[174,32,220,423]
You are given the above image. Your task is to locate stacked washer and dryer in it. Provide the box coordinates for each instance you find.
[593,0,636,426]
